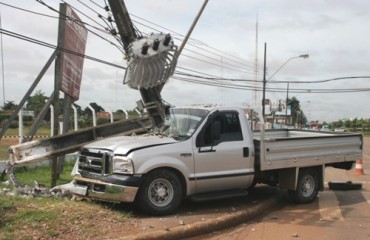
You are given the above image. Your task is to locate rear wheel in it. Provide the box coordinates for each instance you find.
[135,169,183,215]
[288,168,319,204]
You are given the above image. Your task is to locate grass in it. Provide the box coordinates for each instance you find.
[0,149,75,239]
[12,160,75,188]
[0,196,60,239]
[0,194,131,239]
[0,161,131,239]
[0,127,51,159]
[0,143,9,159]
[3,127,51,136]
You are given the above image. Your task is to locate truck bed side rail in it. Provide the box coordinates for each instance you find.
[255,131,363,171]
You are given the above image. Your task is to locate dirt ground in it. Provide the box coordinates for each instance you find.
[1,137,367,239]
[1,186,279,240]
[0,137,18,159]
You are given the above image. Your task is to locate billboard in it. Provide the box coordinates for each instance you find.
[59,4,88,100]
[265,99,291,116]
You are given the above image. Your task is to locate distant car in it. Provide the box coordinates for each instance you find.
[334,127,347,132]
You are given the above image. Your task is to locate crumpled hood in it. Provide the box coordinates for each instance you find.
[83,135,178,155]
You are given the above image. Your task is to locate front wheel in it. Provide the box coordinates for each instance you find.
[135,169,183,215]
[288,168,319,204]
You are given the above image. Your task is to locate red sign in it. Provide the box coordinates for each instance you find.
[59,4,88,100]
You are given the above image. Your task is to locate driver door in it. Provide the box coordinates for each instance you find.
[193,111,254,193]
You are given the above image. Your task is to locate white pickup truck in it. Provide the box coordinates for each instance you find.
[71,106,363,215]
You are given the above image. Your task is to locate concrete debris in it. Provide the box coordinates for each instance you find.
[292,233,299,237]
[0,180,75,200]
[2,180,10,188]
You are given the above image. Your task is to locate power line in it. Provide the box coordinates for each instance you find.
[130,17,255,69]
[66,0,124,49]
[181,53,255,75]
[182,47,256,73]
[175,70,370,85]
[2,26,369,95]
[3,2,369,95]
[1,1,124,53]
[171,75,370,93]
[128,13,255,68]
[34,0,125,53]
[88,0,105,10]
[0,2,58,19]
[0,28,125,69]
[31,1,255,75]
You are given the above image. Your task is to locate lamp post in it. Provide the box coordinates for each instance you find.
[267,54,309,81]
[261,49,309,119]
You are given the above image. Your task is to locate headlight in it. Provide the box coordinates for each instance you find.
[112,156,134,174]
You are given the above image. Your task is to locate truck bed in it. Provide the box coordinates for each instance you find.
[253,129,363,171]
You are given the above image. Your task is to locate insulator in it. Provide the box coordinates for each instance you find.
[152,39,160,50]
[141,43,149,55]
[163,34,171,46]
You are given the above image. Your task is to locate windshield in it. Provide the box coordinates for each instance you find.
[161,108,209,140]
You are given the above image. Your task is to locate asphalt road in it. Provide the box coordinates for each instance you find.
[191,137,370,240]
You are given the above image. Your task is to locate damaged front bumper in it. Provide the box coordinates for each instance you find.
[71,175,139,203]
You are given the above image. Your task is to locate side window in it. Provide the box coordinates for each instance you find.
[220,112,243,142]
[197,111,243,147]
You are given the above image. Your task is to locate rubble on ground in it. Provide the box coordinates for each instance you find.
[1,180,75,199]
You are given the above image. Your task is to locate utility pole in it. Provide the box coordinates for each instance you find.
[262,42,267,119]
[285,82,289,124]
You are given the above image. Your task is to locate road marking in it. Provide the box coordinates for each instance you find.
[319,191,345,221]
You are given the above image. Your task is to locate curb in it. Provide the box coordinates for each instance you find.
[119,191,285,240]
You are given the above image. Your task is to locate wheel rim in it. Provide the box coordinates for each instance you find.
[147,178,174,207]
[300,175,315,198]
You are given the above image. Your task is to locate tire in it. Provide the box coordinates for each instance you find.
[135,169,183,216]
[288,168,319,204]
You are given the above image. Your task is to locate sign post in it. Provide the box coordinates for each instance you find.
[52,3,88,186]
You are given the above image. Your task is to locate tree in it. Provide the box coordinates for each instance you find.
[2,101,17,111]
[288,97,306,125]
[332,119,344,129]
[344,119,352,128]
[27,90,48,115]
[83,102,105,116]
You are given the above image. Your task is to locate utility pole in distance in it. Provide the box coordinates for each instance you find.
[262,42,267,119]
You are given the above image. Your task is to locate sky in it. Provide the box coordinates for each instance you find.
[0,0,369,122]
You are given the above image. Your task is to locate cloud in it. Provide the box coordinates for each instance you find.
[1,0,369,122]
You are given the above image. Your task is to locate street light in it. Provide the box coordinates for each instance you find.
[267,54,309,81]
[261,45,309,118]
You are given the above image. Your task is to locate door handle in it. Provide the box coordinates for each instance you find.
[243,147,249,157]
